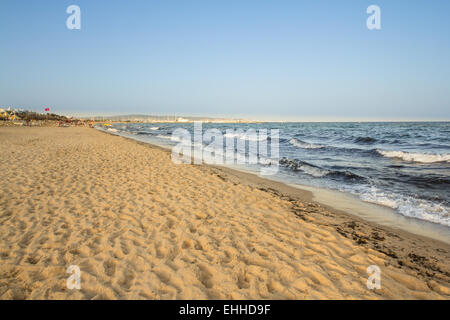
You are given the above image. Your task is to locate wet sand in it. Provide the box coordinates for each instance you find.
[0,126,449,299]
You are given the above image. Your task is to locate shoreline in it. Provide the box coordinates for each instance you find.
[1,126,449,299]
[217,165,450,244]
[99,128,450,283]
[100,126,450,245]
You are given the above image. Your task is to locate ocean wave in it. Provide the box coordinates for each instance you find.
[156,135,204,147]
[326,170,367,182]
[279,158,365,182]
[289,138,324,149]
[150,127,159,131]
[354,136,377,144]
[376,149,450,163]
[279,158,329,177]
[352,186,450,227]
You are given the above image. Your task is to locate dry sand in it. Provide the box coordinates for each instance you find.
[0,126,449,299]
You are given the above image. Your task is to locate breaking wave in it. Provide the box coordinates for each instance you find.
[279,158,365,182]
[376,150,450,163]
[289,138,325,149]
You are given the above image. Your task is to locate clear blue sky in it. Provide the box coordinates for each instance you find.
[1,0,449,120]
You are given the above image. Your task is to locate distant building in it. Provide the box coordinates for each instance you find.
[177,117,189,122]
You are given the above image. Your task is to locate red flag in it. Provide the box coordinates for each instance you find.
[45,108,50,112]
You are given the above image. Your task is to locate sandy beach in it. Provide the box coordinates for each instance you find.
[0,126,449,299]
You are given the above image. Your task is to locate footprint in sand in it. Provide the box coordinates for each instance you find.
[119,269,136,291]
[107,231,121,246]
[18,232,34,248]
[120,240,130,255]
[237,272,251,289]
[156,243,169,258]
[26,255,40,265]
[103,259,116,277]
[198,264,214,289]
[38,236,49,245]
[165,217,175,230]
[221,250,233,264]
[181,239,192,249]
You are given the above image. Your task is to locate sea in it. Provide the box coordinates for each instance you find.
[99,122,450,229]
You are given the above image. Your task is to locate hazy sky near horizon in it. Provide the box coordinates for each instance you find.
[1,0,449,120]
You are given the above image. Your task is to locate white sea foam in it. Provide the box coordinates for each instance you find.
[289,138,324,149]
[341,185,450,227]
[299,165,329,177]
[377,149,450,163]
[156,134,173,140]
[150,127,159,131]
[157,135,203,147]
[224,132,267,141]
